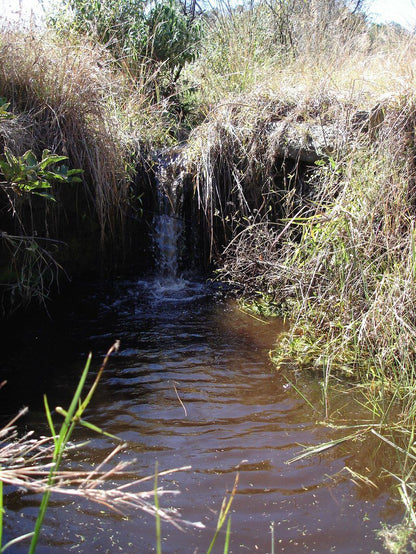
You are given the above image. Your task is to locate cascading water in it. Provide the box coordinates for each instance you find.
[153,154,184,280]
[153,212,182,279]
[150,150,204,302]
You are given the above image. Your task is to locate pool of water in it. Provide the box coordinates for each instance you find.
[0,278,402,552]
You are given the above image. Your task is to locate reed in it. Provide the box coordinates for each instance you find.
[0,344,205,552]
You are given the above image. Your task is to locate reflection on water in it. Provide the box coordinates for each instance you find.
[0,279,402,552]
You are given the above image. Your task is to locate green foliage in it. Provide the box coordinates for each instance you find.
[0,148,83,201]
[0,142,83,314]
[50,0,202,84]
[0,98,13,120]
[238,294,284,318]
[53,0,148,57]
[28,342,120,553]
[147,0,201,77]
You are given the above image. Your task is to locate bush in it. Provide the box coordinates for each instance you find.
[49,0,202,86]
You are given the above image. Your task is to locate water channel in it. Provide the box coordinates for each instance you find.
[0,163,404,552]
[0,276,403,553]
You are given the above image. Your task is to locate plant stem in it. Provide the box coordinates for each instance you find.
[28,343,118,553]
[154,462,162,554]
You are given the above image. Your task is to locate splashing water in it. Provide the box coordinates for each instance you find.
[153,212,183,279]
[151,151,205,302]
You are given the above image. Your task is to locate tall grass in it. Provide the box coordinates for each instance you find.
[184,1,416,385]
[0,23,181,313]
[182,0,416,266]
[0,29,132,245]
[181,3,416,546]
[270,99,416,393]
[186,0,400,105]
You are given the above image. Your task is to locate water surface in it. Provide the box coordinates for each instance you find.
[0,278,402,552]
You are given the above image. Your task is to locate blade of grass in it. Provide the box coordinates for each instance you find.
[286,430,364,464]
[371,429,416,462]
[282,375,316,412]
[54,408,120,440]
[29,343,117,554]
[43,396,56,447]
[1,532,34,552]
[206,473,239,554]
[399,482,416,528]
[223,516,231,554]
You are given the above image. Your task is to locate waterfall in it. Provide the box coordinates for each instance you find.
[151,150,186,291]
[153,211,182,278]
[149,149,206,302]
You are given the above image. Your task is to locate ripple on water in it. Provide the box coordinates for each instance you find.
[1,278,402,553]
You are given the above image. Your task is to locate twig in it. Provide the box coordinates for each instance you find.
[172,381,188,417]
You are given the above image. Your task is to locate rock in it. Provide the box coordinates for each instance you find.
[266,103,385,164]
[267,120,340,163]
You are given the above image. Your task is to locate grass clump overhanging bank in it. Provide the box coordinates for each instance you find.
[0,28,156,315]
[0,29,131,313]
[177,0,416,393]
[0,0,205,315]
[176,3,416,547]
[209,92,416,396]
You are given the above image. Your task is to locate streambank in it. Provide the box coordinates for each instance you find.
[0,82,390,319]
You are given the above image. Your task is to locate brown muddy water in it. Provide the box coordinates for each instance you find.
[0,278,403,553]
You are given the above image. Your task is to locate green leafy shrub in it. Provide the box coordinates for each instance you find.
[0,146,83,315]
[50,0,202,85]
[0,148,83,201]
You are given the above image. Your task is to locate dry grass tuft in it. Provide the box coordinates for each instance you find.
[0,404,204,548]
[0,29,133,245]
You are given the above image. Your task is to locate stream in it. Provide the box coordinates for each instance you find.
[0,277,403,553]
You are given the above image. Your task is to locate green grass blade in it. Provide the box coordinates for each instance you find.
[43,395,56,446]
[29,352,93,554]
[54,407,120,440]
[206,526,220,553]
[223,516,231,554]
[371,429,416,462]
[282,375,316,412]
[62,353,93,434]
[79,342,119,413]
[286,430,364,464]
[206,474,238,554]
